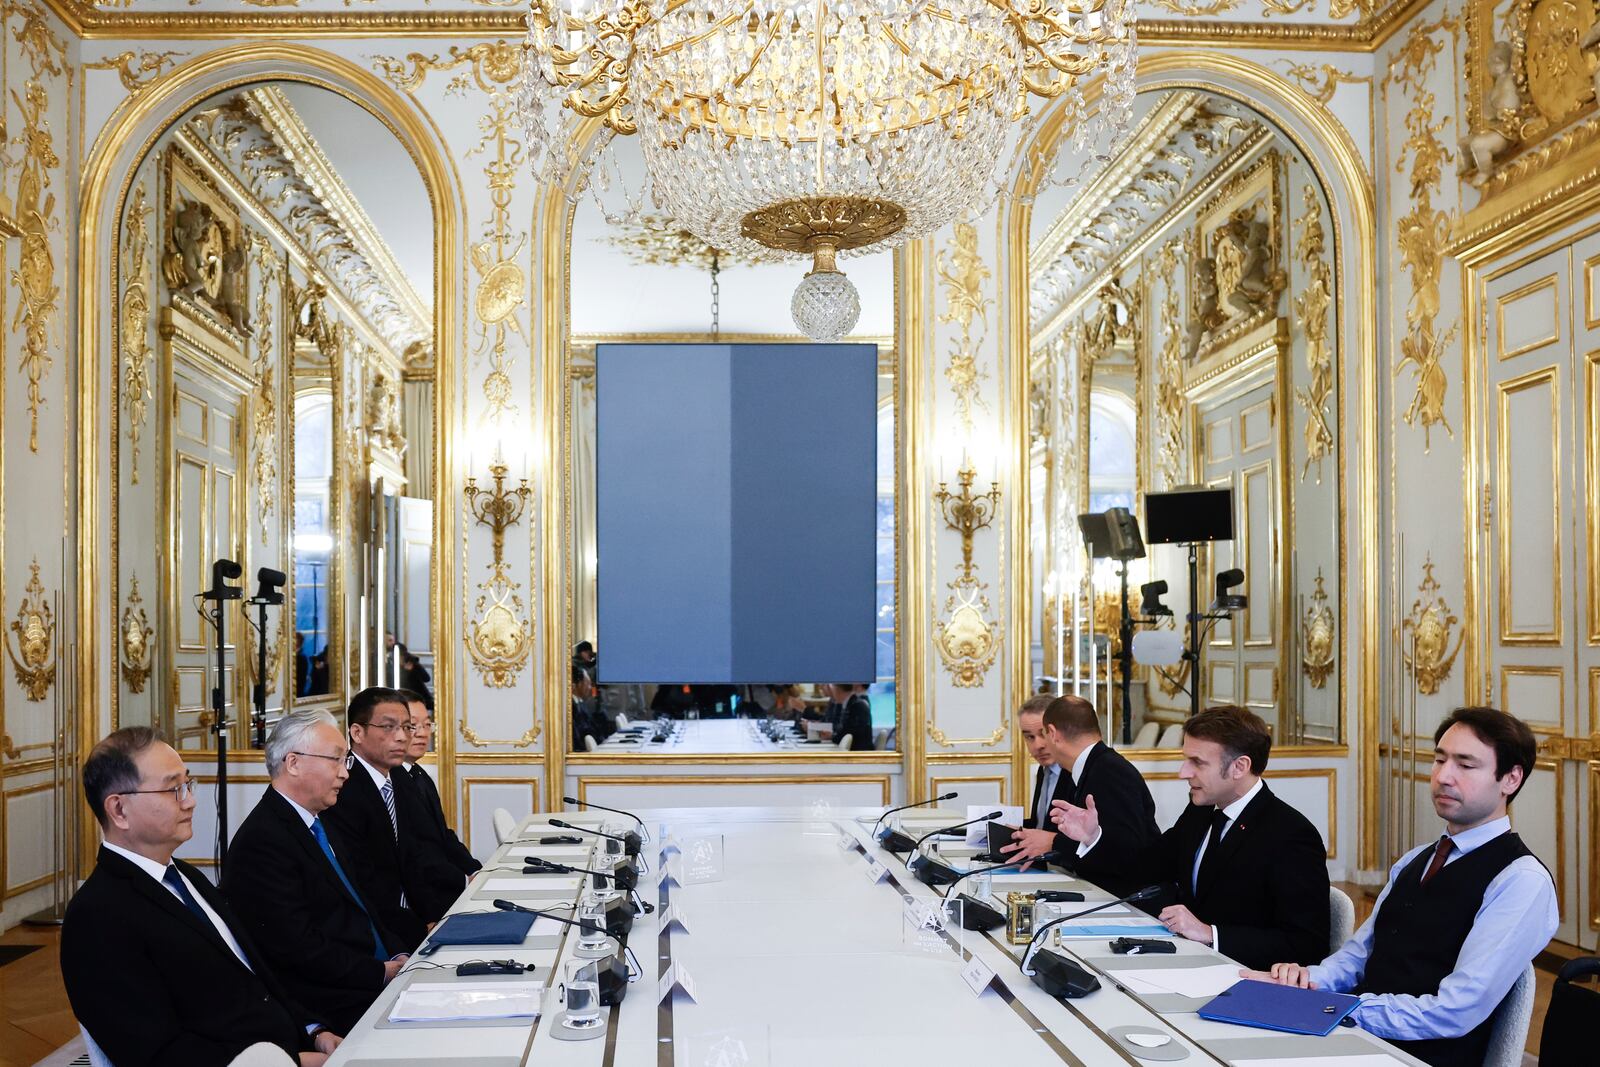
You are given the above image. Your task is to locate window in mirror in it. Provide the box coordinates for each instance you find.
[1087,390,1137,515]
[294,392,334,699]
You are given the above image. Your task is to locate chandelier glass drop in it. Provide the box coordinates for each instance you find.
[521,0,1137,340]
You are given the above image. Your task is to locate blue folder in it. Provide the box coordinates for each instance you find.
[424,911,536,947]
[1198,979,1361,1036]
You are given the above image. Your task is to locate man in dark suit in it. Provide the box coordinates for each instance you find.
[223,709,409,1034]
[1005,695,1159,896]
[63,726,341,1066]
[992,694,1073,861]
[399,689,479,877]
[1051,704,1330,970]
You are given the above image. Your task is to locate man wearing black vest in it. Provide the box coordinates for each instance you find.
[1255,706,1557,1067]
[1004,694,1158,896]
[1051,704,1329,970]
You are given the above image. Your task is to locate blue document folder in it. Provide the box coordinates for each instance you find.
[1198,979,1360,1036]
[425,911,536,947]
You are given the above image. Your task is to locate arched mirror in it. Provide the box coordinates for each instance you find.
[110,81,438,750]
[1029,88,1343,749]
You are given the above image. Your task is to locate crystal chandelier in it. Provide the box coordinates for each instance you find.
[521,0,1137,340]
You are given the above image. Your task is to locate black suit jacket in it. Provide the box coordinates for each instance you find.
[404,763,480,877]
[1024,762,1076,830]
[1135,782,1330,970]
[1056,743,1161,897]
[63,847,317,1067]
[222,787,396,1034]
[836,695,874,750]
[321,759,441,945]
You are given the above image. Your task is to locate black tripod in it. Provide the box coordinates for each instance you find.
[245,568,287,749]
[199,559,242,865]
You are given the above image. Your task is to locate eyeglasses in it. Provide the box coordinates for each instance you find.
[114,778,198,801]
[358,719,414,736]
[292,750,356,770]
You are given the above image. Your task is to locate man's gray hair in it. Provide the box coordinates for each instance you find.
[265,708,340,777]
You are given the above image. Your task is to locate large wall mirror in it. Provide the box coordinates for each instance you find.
[110,81,438,750]
[1028,87,1344,749]
[564,139,900,758]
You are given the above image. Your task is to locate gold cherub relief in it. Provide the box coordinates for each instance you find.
[1458,41,1525,186]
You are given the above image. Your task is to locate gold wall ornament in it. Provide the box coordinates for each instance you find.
[464,562,532,689]
[6,559,55,701]
[1458,41,1526,187]
[1400,557,1465,695]
[936,223,992,432]
[119,574,155,695]
[927,719,1008,747]
[251,240,279,539]
[459,721,539,748]
[85,49,185,94]
[464,458,531,568]
[121,183,154,483]
[1278,62,1371,106]
[10,77,59,453]
[1293,184,1335,482]
[604,214,746,270]
[365,366,406,458]
[1384,12,1459,94]
[1148,0,1243,14]
[1300,570,1335,689]
[1522,0,1593,130]
[934,586,1003,690]
[1153,238,1189,488]
[934,462,1001,586]
[2,2,65,78]
[1395,320,1458,448]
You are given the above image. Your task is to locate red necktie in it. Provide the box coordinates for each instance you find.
[1419,835,1455,886]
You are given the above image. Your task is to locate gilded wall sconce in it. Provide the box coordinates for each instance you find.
[1400,557,1463,696]
[464,457,531,567]
[933,461,1001,584]
[932,461,1003,691]
[1300,569,1335,689]
[6,559,55,701]
[120,573,155,695]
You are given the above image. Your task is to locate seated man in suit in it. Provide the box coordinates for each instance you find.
[827,683,875,750]
[398,688,480,883]
[1051,704,1329,970]
[223,709,408,1035]
[571,666,615,750]
[63,726,342,1067]
[993,694,1071,859]
[1006,695,1159,895]
[1252,706,1558,1067]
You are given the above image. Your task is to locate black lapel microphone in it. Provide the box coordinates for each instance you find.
[906,810,1003,885]
[1020,885,1165,999]
[938,850,1067,931]
[550,818,641,857]
[871,792,958,853]
[490,900,631,1006]
[525,858,639,892]
[561,796,650,842]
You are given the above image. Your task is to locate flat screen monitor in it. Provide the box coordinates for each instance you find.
[1144,486,1234,544]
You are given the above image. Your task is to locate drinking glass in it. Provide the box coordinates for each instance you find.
[562,958,601,1027]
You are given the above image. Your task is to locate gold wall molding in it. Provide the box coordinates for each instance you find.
[120,183,154,481]
[574,774,893,806]
[6,560,55,702]
[118,573,154,694]
[1278,62,1373,105]
[249,239,280,540]
[1293,182,1335,482]
[458,722,537,749]
[85,49,184,94]
[936,223,991,433]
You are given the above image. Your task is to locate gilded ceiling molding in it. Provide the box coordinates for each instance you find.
[936,223,991,433]
[1293,183,1335,482]
[120,183,154,482]
[84,49,185,94]
[119,573,154,694]
[6,559,56,702]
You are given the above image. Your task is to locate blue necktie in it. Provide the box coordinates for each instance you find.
[163,864,210,924]
[311,816,388,960]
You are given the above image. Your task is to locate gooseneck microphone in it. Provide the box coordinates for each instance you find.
[550,819,641,858]
[491,898,603,935]
[491,900,632,1006]
[562,797,649,841]
[1019,885,1164,999]
[524,858,639,892]
[906,810,1003,886]
[936,850,1066,930]
[872,792,958,853]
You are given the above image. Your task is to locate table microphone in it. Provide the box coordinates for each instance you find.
[490,901,631,1006]
[906,811,1002,886]
[1019,885,1164,999]
[939,851,1066,931]
[550,819,641,857]
[871,792,958,853]
[525,858,639,892]
[562,796,649,841]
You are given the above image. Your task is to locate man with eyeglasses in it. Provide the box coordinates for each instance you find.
[386,689,477,921]
[224,708,409,1036]
[397,689,479,880]
[323,686,461,948]
[63,726,344,1066]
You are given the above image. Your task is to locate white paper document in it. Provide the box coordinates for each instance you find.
[478,876,579,893]
[501,845,591,860]
[387,980,543,1022]
[1231,1057,1411,1067]
[1114,963,1246,999]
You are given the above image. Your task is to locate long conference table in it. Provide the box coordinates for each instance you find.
[326,806,1425,1067]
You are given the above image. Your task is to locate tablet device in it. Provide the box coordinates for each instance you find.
[985,821,1017,863]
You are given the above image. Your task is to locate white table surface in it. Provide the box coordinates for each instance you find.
[594,719,815,754]
[328,806,1426,1067]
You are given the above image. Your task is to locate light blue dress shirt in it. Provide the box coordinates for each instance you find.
[1036,764,1059,828]
[1309,816,1558,1041]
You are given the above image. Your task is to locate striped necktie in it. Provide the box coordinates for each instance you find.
[380,779,399,840]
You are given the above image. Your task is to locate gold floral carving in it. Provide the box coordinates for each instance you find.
[1279,62,1372,105]
[1293,184,1334,483]
[5,559,55,701]
[459,722,539,748]
[465,562,532,689]
[1400,557,1464,695]
[9,76,59,453]
[121,184,154,483]
[85,49,184,94]
[932,462,1003,691]
[119,574,154,695]
[1384,12,1459,94]
[1153,238,1188,488]
[927,719,1008,747]
[1148,0,1243,16]
[251,240,280,539]
[936,223,991,433]
[1300,570,1335,689]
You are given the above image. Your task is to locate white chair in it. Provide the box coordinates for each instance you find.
[82,1026,113,1067]
[871,726,891,750]
[1157,723,1185,748]
[1131,722,1160,747]
[492,807,518,845]
[583,734,599,752]
[836,733,853,750]
[1483,962,1536,1067]
[614,713,629,730]
[1328,886,1355,954]
[228,1043,296,1067]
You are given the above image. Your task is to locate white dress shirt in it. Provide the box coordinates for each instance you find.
[1187,777,1262,953]
[103,841,252,973]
